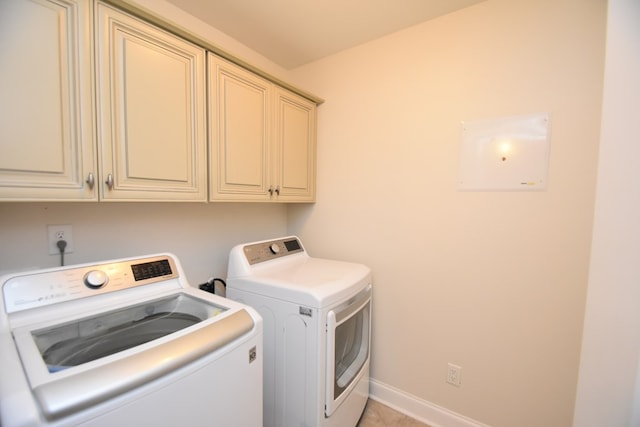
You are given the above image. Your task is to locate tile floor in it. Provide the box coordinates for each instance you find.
[357,399,430,427]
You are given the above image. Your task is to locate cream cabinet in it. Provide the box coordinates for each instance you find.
[95,3,207,201]
[0,0,97,201]
[208,55,272,201]
[1,1,315,203]
[272,87,317,202]
[208,55,316,202]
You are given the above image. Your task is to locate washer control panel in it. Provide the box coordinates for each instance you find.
[83,270,109,289]
[2,255,178,313]
[243,237,304,265]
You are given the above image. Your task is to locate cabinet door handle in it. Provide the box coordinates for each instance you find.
[86,172,95,190]
[105,173,114,190]
[268,186,274,195]
[275,185,280,195]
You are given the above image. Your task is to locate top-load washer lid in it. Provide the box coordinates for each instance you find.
[227,237,371,308]
[30,293,224,373]
[11,291,255,421]
[0,254,258,422]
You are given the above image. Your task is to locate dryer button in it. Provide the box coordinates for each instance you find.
[269,243,280,254]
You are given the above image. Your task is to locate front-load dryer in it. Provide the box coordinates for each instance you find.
[226,236,372,427]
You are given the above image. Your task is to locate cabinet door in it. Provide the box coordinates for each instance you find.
[96,3,206,201]
[208,54,272,201]
[0,0,96,201]
[273,88,317,202]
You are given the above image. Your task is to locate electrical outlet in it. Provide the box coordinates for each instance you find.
[47,225,74,255]
[447,363,462,387]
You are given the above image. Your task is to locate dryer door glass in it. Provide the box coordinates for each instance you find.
[326,284,371,416]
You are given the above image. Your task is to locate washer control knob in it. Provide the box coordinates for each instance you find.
[269,243,280,254]
[84,270,108,289]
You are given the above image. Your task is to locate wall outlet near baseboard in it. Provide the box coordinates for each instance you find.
[447,363,462,387]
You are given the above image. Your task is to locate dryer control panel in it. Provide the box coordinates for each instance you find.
[243,237,304,265]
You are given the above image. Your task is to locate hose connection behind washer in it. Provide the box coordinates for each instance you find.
[199,277,226,295]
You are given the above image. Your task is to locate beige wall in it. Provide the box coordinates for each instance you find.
[289,0,606,425]
[574,0,640,425]
[0,203,288,284]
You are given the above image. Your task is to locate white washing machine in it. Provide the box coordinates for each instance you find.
[226,236,372,427]
[0,254,262,427]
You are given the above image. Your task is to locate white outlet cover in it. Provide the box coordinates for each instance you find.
[458,113,550,191]
[47,225,74,255]
[447,363,462,387]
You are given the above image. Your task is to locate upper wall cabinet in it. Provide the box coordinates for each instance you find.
[0,0,97,201]
[208,55,317,202]
[95,2,207,201]
[208,54,272,201]
[272,87,317,202]
[0,0,316,203]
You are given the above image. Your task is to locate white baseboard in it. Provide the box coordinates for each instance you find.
[369,378,489,427]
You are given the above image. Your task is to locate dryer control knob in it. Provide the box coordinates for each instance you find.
[84,270,108,289]
[269,243,280,254]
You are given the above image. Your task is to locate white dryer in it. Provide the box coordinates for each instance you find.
[226,236,372,427]
[0,254,262,427]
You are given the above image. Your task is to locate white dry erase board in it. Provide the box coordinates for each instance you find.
[457,113,550,191]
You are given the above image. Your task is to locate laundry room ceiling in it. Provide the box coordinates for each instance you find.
[163,0,486,69]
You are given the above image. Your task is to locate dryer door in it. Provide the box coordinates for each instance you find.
[325,284,371,416]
